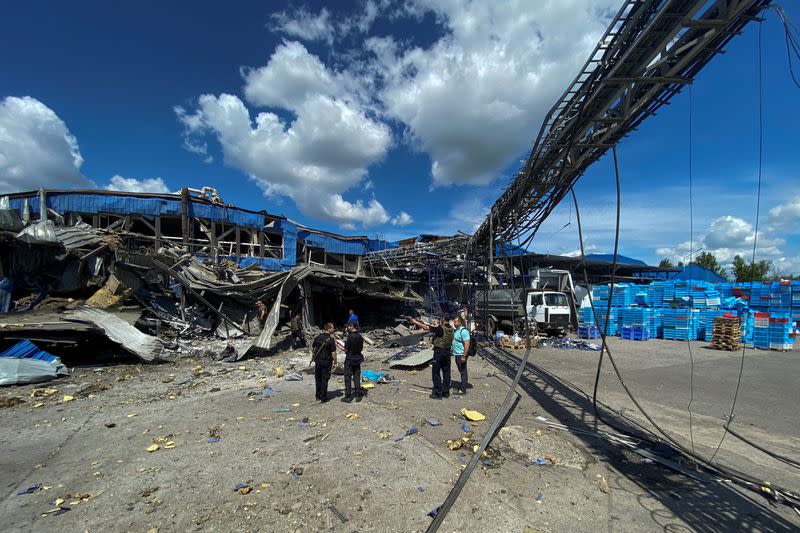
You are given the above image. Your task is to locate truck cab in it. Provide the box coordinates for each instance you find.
[526,290,571,334]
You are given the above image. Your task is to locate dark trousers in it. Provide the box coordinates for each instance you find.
[344,362,362,398]
[455,357,468,392]
[291,331,305,348]
[431,349,451,396]
[315,362,331,400]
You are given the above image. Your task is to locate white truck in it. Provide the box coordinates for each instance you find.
[475,269,579,336]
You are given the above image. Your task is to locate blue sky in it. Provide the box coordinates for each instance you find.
[1,1,798,273]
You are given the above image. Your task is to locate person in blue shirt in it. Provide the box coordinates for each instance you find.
[452,315,471,395]
[347,309,359,327]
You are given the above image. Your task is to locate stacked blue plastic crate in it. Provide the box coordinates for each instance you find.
[769,313,793,350]
[577,307,600,338]
[621,326,649,340]
[662,308,699,340]
[593,304,619,336]
[609,284,632,307]
[702,309,726,341]
[620,308,651,341]
[578,307,596,325]
[793,281,800,323]
[752,312,770,349]
[649,283,665,308]
[650,308,663,339]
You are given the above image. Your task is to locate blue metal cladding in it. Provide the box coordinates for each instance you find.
[297,229,367,255]
[8,191,266,228]
[5,191,404,269]
[366,238,399,253]
[0,339,60,363]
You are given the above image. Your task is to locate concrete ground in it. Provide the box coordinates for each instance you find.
[0,335,798,532]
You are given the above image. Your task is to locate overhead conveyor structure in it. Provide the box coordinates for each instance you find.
[471,0,771,249]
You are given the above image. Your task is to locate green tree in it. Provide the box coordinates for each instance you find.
[731,255,772,282]
[690,251,727,279]
[658,258,674,268]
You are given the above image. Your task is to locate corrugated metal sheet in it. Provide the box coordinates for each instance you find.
[0,339,60,363]
[389,347,433,368]
[54,223,107,250]
[65,307,163,362]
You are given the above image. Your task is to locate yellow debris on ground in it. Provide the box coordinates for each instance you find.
[61,395,74,403]
[345,413,360,420]
[447,440,463,450]
[361,383,375,389]
[146,444,160,453]
[274,367,285,378]
[30,388,58,398]
[460,408,485,421]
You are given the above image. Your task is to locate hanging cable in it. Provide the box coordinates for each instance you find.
[571,142,800,506]
[590,145,622,417]
[770,4,800,89]
[709,18,765,465]
[686,84,697,456]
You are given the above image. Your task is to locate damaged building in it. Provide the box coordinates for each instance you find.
[0,188,431,369]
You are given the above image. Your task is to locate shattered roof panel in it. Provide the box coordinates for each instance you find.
[65,307,163,362]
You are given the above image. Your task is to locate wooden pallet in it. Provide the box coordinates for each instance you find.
[711,343,740,352]
[499,337,527,349]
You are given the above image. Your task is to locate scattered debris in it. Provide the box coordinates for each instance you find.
[0,396,23,408]
[104,421,116,428]
[0,341,68,386]
[345,413,360,420]
[596,475,610,494]
[329,505,349,523]
[16,483,43,495]
[426,418,442,426]
[460,408,486,422]
[146,444,160,453]
[233,483,252,495]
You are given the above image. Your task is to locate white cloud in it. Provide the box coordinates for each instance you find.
[243,41,340,110]
[104,175,170,194]
[0,96,92,192]
[390,211,413,226]
[374,0,617,186]
[766,195,800,233]
[270,1,386,44]
[656,215,788,272]
[270,7,336,45]
[177,90,393,227]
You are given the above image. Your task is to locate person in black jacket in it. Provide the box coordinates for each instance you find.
[311,322,337,403]
[342,323,365,403]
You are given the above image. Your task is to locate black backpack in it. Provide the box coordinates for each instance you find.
[466,330,477,358]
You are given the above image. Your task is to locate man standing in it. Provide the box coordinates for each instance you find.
[347,309,359,328]
[452,315,471,395]
[409,314,453,399]
[289,309,305,348]
[311,323,337,403]
[342,323,365,403]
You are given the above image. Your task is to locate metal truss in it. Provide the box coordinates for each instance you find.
[472,0,770,248]
[362,235,471,275]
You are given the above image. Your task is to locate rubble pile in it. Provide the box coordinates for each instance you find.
[0,194,427,385]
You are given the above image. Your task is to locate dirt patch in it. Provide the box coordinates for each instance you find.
[498,425,590,470]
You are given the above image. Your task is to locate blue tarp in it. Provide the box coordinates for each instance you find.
[9,191,267,228]
[669,264,726,283]
[584,253,647,265]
